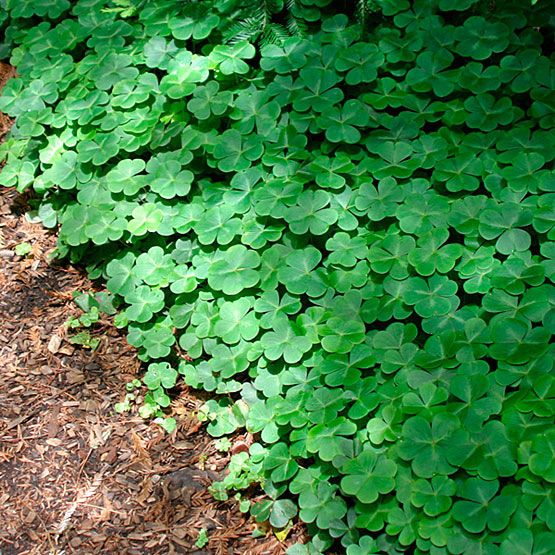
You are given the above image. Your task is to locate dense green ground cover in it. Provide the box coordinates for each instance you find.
[1,0,554,553]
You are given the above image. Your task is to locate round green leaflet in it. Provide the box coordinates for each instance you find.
[401,275,459,318]
[143,362,178,390]
[214,298,260,344]
[285,189,338,235]
[277,246,327,297]
[124,286,165,323]
[159,50,211,98]
[340,449,397,504]
[316,99,370,144]
[127,203,164,236]
[134,246,176,288]
[209,41,256,75]
[207,244,261,296]
[298,482,348,530]
[213,129,264,172]
[410,476,456,517]
[335,42,383,85]
[454,17,511,60]
[398,413,459,478]
[452,478,517,533]
[261,319,312,364]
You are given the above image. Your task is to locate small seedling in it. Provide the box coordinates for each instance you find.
[195,528,209,548]
[14,242,32,256]
[126,379,142,392]
[234,492,251,513]
[115,393,135,413]
[68,330,100,350]
[214,437,232,452]
[154,416,176,434]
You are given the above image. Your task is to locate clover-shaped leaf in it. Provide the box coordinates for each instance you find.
[254,291,301,329]
[77,133,120,166]
[340,449,397,504]
[346,537,379,555]
[408,229,463,276]
[433,152,483,192]
[452,478,517,533]
[325,232,368,267]
[147,155,193,199]
[143,37,178,70]
[261,320,311,364]
[298,482,348,530]
[335,43,383,85]
[355,177,404,221]
[402,275,458,318]
[319,317,365,354]
[285,190,338,236]
[406,50,455,97]
[161,53,210,98]
[106,252,138,297]
[455,17,510,60]
[106,159,146,196]
[260,38,309,74]
[134,246,176,287]
[213,129,264,172]
[214,298,260,344]
[187,80,232,120]
[308,153,355,189]
[127,204,164,236]
[464,94,516,131]
[277,247,327,298]
[143,362,178,390]
[306,387,346,424]
[479,204,533,255]
[169,13,220,41]
[410,476,456,516]
[306,417,357,463]
[263,442,299,483]
[528,429,555,483]
[193,204,241,246]
[210,41,256,75]
[125,285,165,323]
[316,99,370,144]
[207,245,260,295]
[365,141,420,180]
[368,233,415,280]
[398,414,459,478]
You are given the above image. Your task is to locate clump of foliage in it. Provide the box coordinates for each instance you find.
[65,290,117,350]
[1,0,554,553]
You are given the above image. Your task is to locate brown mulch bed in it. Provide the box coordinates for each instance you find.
[0,63,303,555]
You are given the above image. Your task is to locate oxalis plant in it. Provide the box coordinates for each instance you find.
[1,0,554,553]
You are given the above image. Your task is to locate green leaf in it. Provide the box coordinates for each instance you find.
[528,429,555,482]
[298,482,347,529]
[261,320,311,364]
[452,478,517,533]
[207,245,260,295]
[340,449,397,504]
[125,286,165,323]
[410,476,456,516]
[143,362,178,390]
[398,414,459,478]
[214,298,260,344]
[127,204,164,236]
[209,41,256,75]
[277,247,326,297]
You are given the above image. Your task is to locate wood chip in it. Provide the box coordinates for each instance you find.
[47,334,62,354]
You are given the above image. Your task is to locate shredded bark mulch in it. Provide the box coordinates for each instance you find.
[0,62,303,555]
